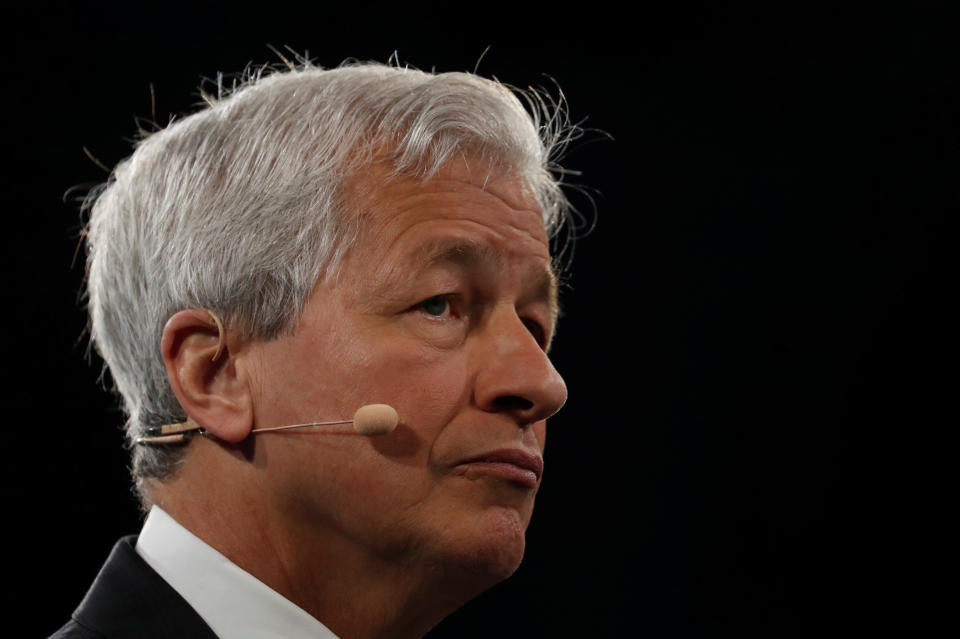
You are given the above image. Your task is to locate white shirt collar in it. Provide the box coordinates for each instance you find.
[136,505,339,639]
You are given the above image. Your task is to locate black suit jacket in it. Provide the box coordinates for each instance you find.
[51,536,219,639]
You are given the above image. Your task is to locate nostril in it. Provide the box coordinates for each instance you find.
[493,395,534,412]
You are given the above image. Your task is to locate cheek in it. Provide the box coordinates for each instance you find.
[358,339,471,432]
[245,316,369,429]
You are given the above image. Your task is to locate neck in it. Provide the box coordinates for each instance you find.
[149,439,493,639]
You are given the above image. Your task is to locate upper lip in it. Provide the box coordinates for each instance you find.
[458,448,544,481]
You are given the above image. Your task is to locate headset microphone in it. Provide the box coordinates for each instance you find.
[136,404,399,445]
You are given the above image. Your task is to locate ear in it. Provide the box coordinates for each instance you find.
[161,309,253,443]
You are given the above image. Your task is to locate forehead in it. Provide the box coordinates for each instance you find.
[343,160,551,268]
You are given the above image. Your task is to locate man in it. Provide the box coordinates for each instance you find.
[55,60,575,639]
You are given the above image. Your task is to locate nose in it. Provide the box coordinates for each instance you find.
[473,311,568,425]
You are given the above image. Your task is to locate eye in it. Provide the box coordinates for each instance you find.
[418,295,450,317]
[523,318,548,349]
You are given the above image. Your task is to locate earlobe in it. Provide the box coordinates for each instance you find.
[161,309,253,443]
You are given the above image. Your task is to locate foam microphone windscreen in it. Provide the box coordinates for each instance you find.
[352,404,399,435]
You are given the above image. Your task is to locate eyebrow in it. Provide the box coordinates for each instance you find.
[415,238,559,321]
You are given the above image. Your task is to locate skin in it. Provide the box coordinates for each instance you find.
[153,157,568,639]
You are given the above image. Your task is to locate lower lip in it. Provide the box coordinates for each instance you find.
[457,462,539,488]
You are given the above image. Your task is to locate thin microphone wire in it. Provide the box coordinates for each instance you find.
[136,404,398,445]
[250,419,353,434]
[136,419,353,445]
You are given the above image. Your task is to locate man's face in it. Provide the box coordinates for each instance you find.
[240,158,567,583]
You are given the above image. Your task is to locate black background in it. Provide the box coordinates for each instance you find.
[5,2,952,637]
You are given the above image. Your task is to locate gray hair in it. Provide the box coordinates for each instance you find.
[84,60,576,500]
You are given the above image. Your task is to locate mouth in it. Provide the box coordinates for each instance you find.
[455,448,544,488]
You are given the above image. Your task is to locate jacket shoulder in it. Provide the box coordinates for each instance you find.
[51,536,217,639]
[49,618,105,639]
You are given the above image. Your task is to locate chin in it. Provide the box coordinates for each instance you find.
[433,505,530,587]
